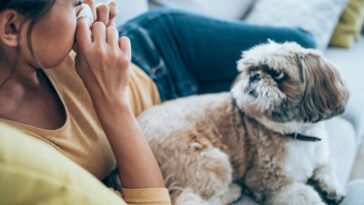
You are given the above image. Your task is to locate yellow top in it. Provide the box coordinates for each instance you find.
[0,53,170,204]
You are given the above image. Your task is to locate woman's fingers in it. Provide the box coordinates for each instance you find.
[96,3,109,25]
[76,19,92,50]
[95,0,117,26]
[77,1,120,53]
[106,0,117,26]
[92,22,106,44]
[119,37,132,60]
[107,26,119,48]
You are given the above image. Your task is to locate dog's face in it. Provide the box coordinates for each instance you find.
[232,41,349,123]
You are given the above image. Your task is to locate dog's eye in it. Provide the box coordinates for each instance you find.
[270,69,285,81]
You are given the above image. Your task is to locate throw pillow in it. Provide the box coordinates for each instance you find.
[329,0,364,48]
[0,124,124,205]
[149,0,255,20]
[94,0,149,25]
[244,0,349,50]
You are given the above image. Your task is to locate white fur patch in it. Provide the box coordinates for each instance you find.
[270,183,325,205]
[218,184,242,204]
[231,79,285,113]
[282,122,330,182]
[175,189,210,205]
[313,165,346,202]
[237,40,321,72]
[256,117,311,134]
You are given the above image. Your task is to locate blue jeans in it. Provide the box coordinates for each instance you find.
[118,9,316,101]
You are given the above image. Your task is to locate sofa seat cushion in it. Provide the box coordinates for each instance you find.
[325,37,364,142]
[341,180,364,205]
[326,117,358,184]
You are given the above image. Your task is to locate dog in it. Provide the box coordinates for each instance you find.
[137,41,349,205]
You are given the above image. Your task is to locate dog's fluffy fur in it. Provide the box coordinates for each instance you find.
[138,41,349,205]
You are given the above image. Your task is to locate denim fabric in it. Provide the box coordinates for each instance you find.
[118,8,316,101]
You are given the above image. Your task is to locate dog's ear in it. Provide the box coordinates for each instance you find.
[299,53,349,122]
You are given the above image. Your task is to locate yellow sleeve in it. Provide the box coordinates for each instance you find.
[122,188,172,205]
[127,64,161,117]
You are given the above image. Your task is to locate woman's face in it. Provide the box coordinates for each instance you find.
[20,0,84,68]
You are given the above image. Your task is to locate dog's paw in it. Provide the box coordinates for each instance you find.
[319,180,346,205]
[270,183,325,205]
[219,184,242,204]
[312,165,346,204]
[320,178,345,204]
[322,190,345,205]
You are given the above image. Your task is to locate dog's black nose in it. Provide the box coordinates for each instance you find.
[249,72,261,82]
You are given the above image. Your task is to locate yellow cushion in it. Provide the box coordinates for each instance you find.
[329,0,364,48]
[0,124,125,205]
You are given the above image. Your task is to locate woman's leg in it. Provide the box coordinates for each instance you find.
[119,8,316,101]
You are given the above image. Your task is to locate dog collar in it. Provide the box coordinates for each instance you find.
[285,132,321,142]
[230,97,321,143]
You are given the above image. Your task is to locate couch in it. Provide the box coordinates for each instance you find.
[107,0,364,204]
[1,1,362,205]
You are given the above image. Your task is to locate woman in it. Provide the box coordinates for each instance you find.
[0,0,316,204]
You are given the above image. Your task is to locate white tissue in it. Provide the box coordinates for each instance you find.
[77,4,94,27]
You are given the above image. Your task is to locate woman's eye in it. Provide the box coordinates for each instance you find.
[75,0,84,6]
[271,69,285,80]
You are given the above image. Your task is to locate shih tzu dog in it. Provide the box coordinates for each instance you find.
[138,41,349,205]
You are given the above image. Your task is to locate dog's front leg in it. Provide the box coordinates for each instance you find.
[245,171,325,205]
[310,164,346,204]
[269,182,325,205]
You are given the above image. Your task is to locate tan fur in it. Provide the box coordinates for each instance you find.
[138,42,349,205]
[139,93,292,203]
[300,53,349,122]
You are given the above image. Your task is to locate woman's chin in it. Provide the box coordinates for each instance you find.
[33,54,70,69]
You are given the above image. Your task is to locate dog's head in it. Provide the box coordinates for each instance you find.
[232,41,349,124]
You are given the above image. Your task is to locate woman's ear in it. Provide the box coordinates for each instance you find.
[0,10,23,47]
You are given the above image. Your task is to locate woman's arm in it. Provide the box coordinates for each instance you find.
[75,0,165,189]
[93,95,165,188]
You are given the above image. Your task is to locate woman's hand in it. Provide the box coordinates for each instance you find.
[84,0,117,26]
[74,1,166,190]
[75,2,131,105]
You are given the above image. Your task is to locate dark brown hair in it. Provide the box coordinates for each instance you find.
[0,0,56,87]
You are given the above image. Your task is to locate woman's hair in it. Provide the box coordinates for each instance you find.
[0,0,56,57]
[0,0,56,88]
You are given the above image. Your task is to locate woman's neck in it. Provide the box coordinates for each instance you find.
[0,52,42,92]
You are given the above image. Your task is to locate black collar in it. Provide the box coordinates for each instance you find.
[285,132,321,142]
[230,97,321,143]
